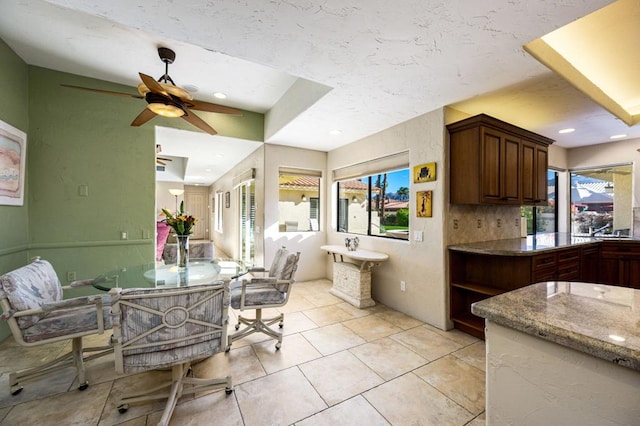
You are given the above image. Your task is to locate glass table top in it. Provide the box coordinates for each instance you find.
[92,258,249,290]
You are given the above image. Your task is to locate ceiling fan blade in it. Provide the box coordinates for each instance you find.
[131,108,157,127]
[181,110,218,135]
[61,84,143,99]
[157,156,172,162]
[139,73,169,97]
[156,159,167,166]
[187,100,243,115]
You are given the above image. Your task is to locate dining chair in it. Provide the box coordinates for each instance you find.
[109,282,232,426]
[0,257,113,395]
[227,246,300,350]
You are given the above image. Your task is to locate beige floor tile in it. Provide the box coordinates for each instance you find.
[343,315,403,341]
[3,381,111,425]
[253,333,322,374]
[414,355,486,415]
[466,411,486,425]
[147,387,243,426]
[303,305,356,326]
[302,323,366,355]
[99,370,172,425]
[374,309,424,330]
[334,301,373,318]
[0,405,11,422]
[299,351,384,406]
[0,368,75,409]
[350,337,428,380]
[280,311,320,336]
[72,352,119,388]
[235,367,326,426]
[391,325,463,361]
[304,291,344,308]
[364,373,475,426]
[192,345,266,386]
[452,341,486,372]
[279,295,317,313]
[114,415,148,426]
[0,338,68,374]
[423,323,480,346]
[296,395,390,426]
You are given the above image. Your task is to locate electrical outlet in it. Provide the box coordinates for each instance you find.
[121,231,127,240]
[400,280,406,291]
[413,231,423,242]
[477,219,482,228]
[497,218,502,228]
[67,271,76,282]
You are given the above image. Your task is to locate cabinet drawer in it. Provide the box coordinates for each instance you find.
[557,260,580,280]
[533,253,557,268]
[557,249,580,264]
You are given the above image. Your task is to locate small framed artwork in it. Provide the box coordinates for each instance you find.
[225,191,230,208]
[417,190,432,218]
[413,162,436,183]
[0,119,27,206]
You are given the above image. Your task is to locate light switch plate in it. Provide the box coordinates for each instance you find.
[414,231,423,242]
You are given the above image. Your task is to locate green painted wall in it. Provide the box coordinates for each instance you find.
[0,40,29,340]
[0,40,264,341]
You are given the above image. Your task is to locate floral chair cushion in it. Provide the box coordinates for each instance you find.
[229,278,287,309]
[113,284,226,374]
[0,259,63,329]
[22,295,112,343]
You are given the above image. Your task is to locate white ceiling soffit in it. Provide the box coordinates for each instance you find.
[524,0,640,126]
[22,0,613,151]
[154,126,262,186]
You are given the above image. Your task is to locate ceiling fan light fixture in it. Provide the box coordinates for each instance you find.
[147,102,185,117]
[145,92,186,117]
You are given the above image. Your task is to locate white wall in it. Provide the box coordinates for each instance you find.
[156,181,185,220]
[327,108,449,329]
[264,144,327,281]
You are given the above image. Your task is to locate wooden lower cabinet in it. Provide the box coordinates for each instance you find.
[450,244,607,339]
[599,242,640,288]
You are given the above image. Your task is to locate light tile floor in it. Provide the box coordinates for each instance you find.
[0,279,486,425]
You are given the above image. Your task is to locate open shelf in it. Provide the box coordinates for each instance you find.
[451,281,502,296]
[452,312,485,339]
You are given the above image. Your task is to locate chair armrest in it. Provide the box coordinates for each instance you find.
[248,267,267,273]
[62,275,113,292]
[40,295,103,313]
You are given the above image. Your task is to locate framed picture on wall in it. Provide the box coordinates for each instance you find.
[413,162,436,183]
[416,190,432,218]
[225,191,230,208]
[0,119,27,206]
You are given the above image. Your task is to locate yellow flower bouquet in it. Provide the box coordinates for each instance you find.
[162,201,197,235]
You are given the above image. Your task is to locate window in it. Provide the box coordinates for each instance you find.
[521,170,558,234]
[337,168,410,239]
[570,164,632,236]
[215,191,224,233]
[278,168,321,232]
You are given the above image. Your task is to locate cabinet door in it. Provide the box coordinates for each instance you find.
[481,128,520,204]
[521,141,535,204]
[580,247,600,282]
[503,136,521,202]
[481,129,502,202]
[534,145,548,203]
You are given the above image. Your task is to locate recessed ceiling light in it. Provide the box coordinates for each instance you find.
[610,134,627,139]
[216,153,224,158]
[213,92,227,99]
[329,129,342,135]
[558,128,575,134]
[183,84,199,93]
[205,168,212,172]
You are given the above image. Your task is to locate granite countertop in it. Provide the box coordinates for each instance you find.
[448,232,638,255]
[472,281,640,371]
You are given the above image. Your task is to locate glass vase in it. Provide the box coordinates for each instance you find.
[175,234,190,268]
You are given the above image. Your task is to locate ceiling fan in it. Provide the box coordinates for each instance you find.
[61,47,242,135]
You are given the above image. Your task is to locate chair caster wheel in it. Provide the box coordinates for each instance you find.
[78,382,89,391]
[10,386,23,396]
[225,388,233,395]
[279,323,284,329]
[275,342,281,350]
[234,324,240,330]
[225,345,231,352]
[118,404,129,414]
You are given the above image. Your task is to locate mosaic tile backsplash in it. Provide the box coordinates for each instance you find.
[447,204,522,245]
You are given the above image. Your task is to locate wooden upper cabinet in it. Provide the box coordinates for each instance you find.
[448,114,553,206]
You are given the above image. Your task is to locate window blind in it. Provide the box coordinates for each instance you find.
[332,150,409,181]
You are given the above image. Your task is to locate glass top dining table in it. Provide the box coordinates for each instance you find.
[91,258,249,291]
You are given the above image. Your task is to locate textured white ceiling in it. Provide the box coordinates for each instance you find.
[2,0,638,184]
